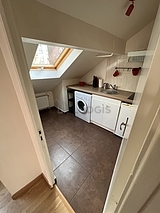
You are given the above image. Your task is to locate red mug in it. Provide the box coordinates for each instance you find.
[132,67,141,76]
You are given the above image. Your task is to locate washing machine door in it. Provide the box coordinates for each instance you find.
[77,99,87,114]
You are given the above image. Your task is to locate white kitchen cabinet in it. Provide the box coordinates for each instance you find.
[91,97,102,124]
[101,100,121,130]
[91,95,121,132]
[115,103,137,138]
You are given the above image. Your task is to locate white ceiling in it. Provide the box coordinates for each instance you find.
[36,0,159,40]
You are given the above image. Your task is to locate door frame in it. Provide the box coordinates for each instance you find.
[102,6,160,212]
[0,1,54,187]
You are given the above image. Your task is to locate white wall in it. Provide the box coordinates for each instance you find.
[81,59,107,85]
[53,79,80,112]
[52,82,63,111]
[81,55,143,92]
[126,21,154,53]
[105,55,142,92]
[0,48,41,195]
[81,21,153,93]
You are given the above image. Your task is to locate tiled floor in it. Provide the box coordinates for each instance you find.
[40,108,121,213]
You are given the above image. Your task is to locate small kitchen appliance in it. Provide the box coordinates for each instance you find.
[93,76,98,87]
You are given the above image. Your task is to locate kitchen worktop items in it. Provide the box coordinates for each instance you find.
[93,76,98,87]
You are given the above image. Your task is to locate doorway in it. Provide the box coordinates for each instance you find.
[39,107,122,213]
[22,38,124,213]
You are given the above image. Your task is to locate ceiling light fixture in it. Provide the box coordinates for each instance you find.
[125,0,135,16]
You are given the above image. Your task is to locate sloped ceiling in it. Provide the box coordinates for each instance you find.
[23,42,105,93]
[22,0,159,93]
[36,0,159,40]
[31,50,105,93]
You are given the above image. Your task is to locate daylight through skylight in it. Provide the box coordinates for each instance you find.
[32,44,71,70]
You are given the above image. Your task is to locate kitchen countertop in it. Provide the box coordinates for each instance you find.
[67,85,134,104]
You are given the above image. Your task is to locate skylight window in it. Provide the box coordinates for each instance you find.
[32,44,72,70]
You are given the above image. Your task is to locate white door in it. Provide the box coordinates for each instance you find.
[0,6,54,187]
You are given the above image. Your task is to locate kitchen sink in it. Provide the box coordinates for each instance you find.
[101,89,119,94]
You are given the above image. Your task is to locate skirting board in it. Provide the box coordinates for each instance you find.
[12,173,53,200]
[54,106,68,113]
[42,173,54,188]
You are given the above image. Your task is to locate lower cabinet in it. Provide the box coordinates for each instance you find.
[115,103,137,138]
[91,95,121,132]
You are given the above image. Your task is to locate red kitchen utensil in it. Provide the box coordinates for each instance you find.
[132,67,141,76]
[113,70,119,77]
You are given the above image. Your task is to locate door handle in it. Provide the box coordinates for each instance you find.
[120,117,129,136]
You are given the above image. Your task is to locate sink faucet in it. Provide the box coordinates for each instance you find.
[110,84,117,90]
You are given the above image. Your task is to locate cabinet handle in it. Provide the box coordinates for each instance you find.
[120,117,129,136]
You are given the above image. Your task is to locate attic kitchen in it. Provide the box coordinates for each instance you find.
[20,1,156,213]
[1,0,160,213]
[33,47,144,213]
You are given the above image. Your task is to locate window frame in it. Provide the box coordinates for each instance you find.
[31,46,72,70]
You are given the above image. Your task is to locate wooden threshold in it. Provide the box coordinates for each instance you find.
[11,174,75,213]
[1,175,75,213]
[55,184,75,213]
[12,174,43,200]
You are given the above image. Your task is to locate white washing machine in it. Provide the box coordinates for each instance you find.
[75,91,92,123]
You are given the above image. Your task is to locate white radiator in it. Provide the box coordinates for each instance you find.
[36,95,50,110]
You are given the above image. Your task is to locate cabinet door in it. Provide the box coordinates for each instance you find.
[101,100,121,131]
[115,104,137,138]
[91,97,102,124]
[115,103,132,137]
